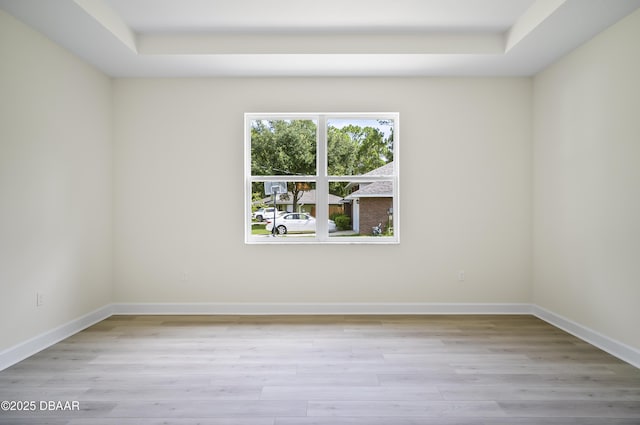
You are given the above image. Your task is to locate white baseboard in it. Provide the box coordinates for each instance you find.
[533,305,640,369]
[112,302,533,315]
[2,303,638,372]
[0,302,530,371]
[0,304,113,371]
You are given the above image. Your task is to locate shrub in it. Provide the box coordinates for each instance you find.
[333,214,351,231]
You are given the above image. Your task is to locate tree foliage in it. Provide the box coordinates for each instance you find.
[251,119,393,207]
[336,124,393,175]
[251,120,316,212]
[251,120,316,176]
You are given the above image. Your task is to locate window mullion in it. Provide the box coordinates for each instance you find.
[316,115,328,241]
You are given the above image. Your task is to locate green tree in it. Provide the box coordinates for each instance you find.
[251,120,316,212]
[339,125,393,175]
[251,119,394,208]
[327,126,357,197]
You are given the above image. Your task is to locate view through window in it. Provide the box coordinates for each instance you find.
[245,113,399,243]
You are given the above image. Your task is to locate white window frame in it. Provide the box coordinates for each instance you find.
[245,112,399,244]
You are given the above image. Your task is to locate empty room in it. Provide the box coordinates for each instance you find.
[1,0,640,423]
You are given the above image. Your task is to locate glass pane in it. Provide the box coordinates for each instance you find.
[327,118,394,176]
[329,180,395,238]
[250,181,317,238]
[250,119,317,176]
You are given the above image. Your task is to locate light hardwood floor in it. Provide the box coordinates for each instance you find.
[1,315,639,424]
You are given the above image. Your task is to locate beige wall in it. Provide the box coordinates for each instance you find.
[5,1,638,359]
[533,9,640,349]
[113,77,532,304]
[0,11,113,351]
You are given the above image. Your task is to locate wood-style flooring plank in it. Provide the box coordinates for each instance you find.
[306,400,506,417]
[106,400,306,418]
[68,420,275,425]
[276,418,489,425]
[261,385,443,401]
[1,314,639,424]
[497,400,640,418]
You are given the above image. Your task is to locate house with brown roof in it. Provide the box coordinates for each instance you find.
[344,162,394,235]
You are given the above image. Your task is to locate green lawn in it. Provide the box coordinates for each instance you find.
[251,223,271,235]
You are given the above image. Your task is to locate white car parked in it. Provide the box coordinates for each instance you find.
[265,213,337,235]
[252,207,281,222]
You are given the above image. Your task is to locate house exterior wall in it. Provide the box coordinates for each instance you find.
[358,197,393,235]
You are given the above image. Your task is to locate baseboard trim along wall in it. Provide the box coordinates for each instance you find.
[0,304,114,371]
[112,302,533,315]
[1,303,638,371]
[532,305,640,369]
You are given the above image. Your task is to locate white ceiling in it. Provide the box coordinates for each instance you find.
[106,0,535,33]
[1,0,639,77]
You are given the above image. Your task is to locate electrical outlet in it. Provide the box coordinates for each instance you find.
[458,270,465,282]
[36,292,44,307]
